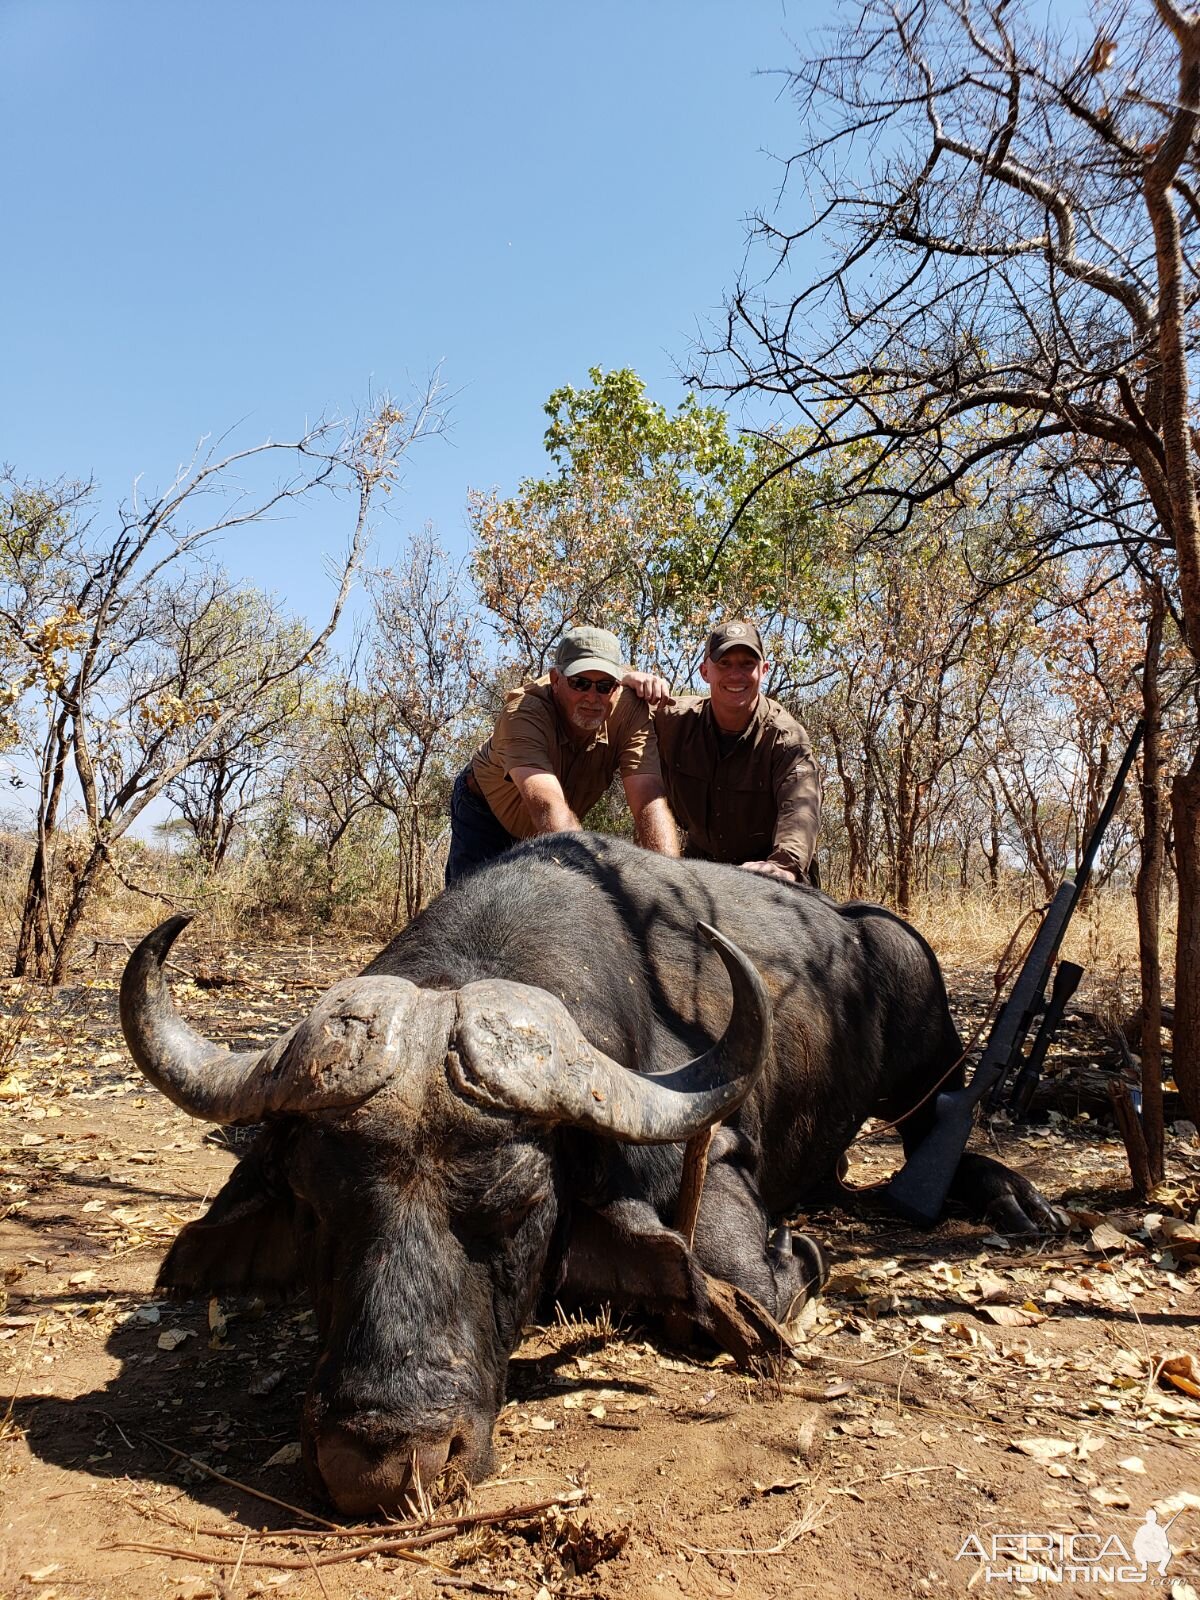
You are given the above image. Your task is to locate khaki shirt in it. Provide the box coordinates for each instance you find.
[652,695,821,877]
[471,678,662,840]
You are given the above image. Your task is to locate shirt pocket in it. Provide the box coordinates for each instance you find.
[713,774,775,856]
[665,756,711,838]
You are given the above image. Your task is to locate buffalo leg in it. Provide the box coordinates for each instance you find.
[691,1155,827,1324]
[560,1198,797,1366]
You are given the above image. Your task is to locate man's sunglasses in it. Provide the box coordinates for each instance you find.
[565,674,618,695]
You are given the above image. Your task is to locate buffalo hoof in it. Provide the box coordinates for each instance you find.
[952,1154,1069,1235]
[696,1270,796,1369]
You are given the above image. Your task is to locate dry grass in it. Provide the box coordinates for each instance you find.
[899,885,1174,1031]
[903,885,1168,973]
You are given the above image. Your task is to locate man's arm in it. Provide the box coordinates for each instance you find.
[621,671,676,709]
[742,741,821,883]
[509,768,582,835]
[622,774,681,857]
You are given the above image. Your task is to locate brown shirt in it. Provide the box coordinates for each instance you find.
[652,695,821,877]
[471,678,662,839]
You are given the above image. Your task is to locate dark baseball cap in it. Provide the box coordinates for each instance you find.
[553,626,628,679]
[705,620,766,662]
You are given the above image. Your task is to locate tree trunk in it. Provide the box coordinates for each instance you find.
[14,712,73,980]
[895,698,915,914]
[49,841,108,986]
[1136,583,1166,1183]
[985,808,1000,896]
[1171,749,1200,1125]
[13,844,55,980]
[1145,43,1200,1129]
[826,724,861,896]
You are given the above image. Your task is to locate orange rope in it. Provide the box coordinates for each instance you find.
[834,903,1045,1196]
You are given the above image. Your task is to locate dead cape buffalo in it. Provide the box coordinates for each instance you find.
[120,832,1058,1516]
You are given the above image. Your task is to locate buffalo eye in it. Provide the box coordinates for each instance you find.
[447,1146,552,1240]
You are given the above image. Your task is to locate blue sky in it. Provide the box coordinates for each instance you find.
[1,1,804,627]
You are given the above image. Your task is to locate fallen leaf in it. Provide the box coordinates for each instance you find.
[753,1474,807,1495]
[929,1261,962,1284]
[1075,1434,1108,1460]
[1156,1490,1200,1517]
[1156,1352,1200,1400]
[1089,1222,1135,1253]
[979,1305,1043,1327]
[529,1415,556,1431]
[263,1443,302,1469]
[1089,1485,1130,1508]
[1156,1217,1200,1247]
[1067,1209,1105,1229]
[157,1328,195,1351]
[1118,1456,1147,1474]
[68,1271,96,1287]
[23,1565,61,1582]
[1011,1437,1076,1462]
[971,1269,1009,1302]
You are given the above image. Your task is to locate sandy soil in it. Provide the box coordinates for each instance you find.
[1,942,1198,1600]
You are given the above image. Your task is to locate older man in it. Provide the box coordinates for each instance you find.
[445,625,679,886]
[625,620,821,885]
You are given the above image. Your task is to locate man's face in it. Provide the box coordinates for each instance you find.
[700,645,766,722]
[550,667,619,736]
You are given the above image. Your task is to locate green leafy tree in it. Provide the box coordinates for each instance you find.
[470,367,842,684]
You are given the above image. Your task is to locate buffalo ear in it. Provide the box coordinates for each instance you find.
[158,1132,304,1295]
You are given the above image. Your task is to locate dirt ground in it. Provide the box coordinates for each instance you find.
[2,939,1199,1600]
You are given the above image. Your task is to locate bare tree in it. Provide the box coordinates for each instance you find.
[164,590,313,868]
[351,533,490,922]
[701,0,1200,1117]
[0,389,443,981]
[282,675,380,910]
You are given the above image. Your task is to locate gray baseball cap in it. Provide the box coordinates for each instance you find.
[553,626,627,679]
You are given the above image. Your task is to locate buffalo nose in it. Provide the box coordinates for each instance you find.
[315,1427,455,1518]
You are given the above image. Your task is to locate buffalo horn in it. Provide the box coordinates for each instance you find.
[448,922,770,1142]
[120,916,427,1124]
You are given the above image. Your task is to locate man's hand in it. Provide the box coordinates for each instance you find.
[623,775,681,857]
[622,671,676,709]
[740,860,798,884]
[510,768,581,835]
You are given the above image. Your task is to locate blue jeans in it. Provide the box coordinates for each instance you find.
[445,768,520,887]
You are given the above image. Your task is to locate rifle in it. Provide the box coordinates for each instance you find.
[885,719,1145,1227]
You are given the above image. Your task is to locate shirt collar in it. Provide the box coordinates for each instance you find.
[701,692,767,750]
